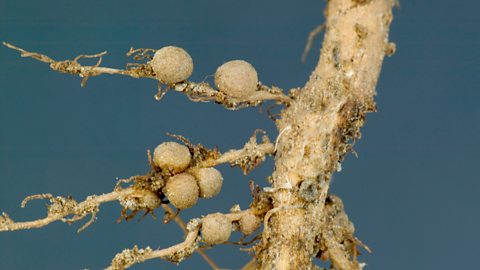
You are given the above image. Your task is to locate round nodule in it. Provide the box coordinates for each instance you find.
[163,173,199,209]
[214,60,258,99]
[191,167,223,199]
[239,212,261,235]
[150,46,193,84]
[201,213,232,245]
[120,189,162,211]
[153,142,191,173]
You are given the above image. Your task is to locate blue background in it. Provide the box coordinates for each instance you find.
[1,0,479,269]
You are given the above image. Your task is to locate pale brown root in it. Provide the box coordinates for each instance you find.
[2,42,150,83]
[173,81,291,110]
[200,130,275,174]
[3,42,290,110]
[258,0,396,269]
[106,221,201,270]
[0,188,134,232]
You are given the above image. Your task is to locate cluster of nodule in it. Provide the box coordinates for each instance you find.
[117,140,222,221]
[149,46,260,100]
[151,141,262,245]
[153,141,224,209]
[201,210,261,246]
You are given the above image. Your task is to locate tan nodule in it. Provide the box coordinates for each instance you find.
[239,212,261,235]
[214,60,258,99]
[191,167,223,199]
[153,142,191,173]
[163,173,199,209]
[150,46,193,84]
[201,213,232,245]
[120,189,162,211]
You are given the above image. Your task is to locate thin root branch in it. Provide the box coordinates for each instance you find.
[3,42,290,110]
[106,220,201,270]
[0,188,136,232]
[173,81,291,110]
[2,42,156,86]
[301,23,325,63]
[21,193,54,208]
[200,130,275,174]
